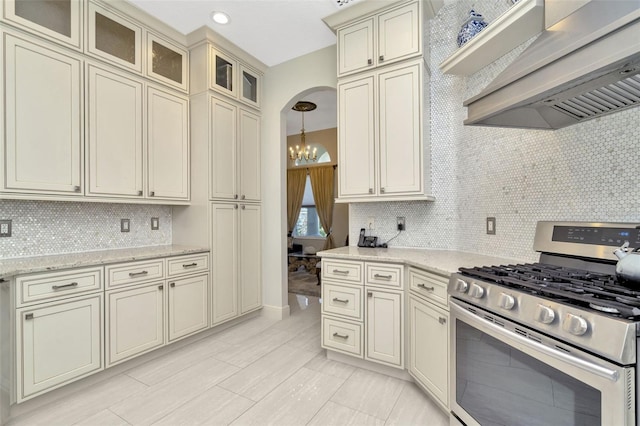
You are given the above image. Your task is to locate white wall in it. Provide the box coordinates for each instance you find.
[261,45,337,315]
[349,0,640,262]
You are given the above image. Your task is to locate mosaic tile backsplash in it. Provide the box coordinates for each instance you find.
[0,200,172,258]
[351,0,640,262]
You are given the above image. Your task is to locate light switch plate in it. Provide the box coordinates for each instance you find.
[0,220,12,237]
[486,217,496,235]
[121,219,130,233]
[151,217,159,230]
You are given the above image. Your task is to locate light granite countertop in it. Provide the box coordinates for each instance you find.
[317,246,525,277]
[0,245,209,278]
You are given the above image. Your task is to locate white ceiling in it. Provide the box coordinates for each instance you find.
[129,0,345,133]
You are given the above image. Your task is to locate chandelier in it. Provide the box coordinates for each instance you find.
[289,101,317,163]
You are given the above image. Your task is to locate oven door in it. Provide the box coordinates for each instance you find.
[450,299,635,426]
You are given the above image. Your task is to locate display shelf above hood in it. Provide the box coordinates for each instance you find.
[464,0,640,130]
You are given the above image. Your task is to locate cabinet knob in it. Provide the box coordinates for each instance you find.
[73,185,81,192]
[241,205,246,210]
[439,317,447,325]
[25,313,34,320]
[150,191,155,197]
[241,195,246,200]
[170,282,175,288]
[367,59,372,65]
[137,190,143,196]
[235,204,239,209]
[158,285,163,290]
[380,187,385,193]
[379,55,384,61]
[369,188,374,194]
[367,291,373,297]
[234,194,239,199]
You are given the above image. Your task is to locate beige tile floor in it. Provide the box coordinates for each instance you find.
[9,294,449,426]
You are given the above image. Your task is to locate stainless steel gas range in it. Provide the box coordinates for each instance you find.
[448,222,640,426]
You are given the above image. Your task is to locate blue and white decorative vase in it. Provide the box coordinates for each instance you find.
[457,9,488,47]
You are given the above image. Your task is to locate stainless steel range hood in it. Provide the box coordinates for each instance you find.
[464,0,640,130]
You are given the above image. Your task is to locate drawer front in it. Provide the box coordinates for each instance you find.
[322,316,363,357]
[18,267,103,306]
[409,267,448,307]
[366,263,403,288]
[106,260,164,289]
[322,283,362,320]
[167,253,209,277]
[321,259,363,284]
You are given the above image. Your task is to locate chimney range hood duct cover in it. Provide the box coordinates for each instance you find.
[464,0,640,130]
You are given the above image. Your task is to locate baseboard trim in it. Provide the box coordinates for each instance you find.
[261,303,290,320]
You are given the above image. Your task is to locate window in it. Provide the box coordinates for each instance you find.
[293,176,326,238]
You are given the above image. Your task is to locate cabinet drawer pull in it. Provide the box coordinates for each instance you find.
[418,283,435,291]
[332,297,349,304]
[333,332,349,339]
[332,269,350,275]
[52,282,79,290]
[170,282,175,288]
[25,313,34,320]
[129,270,149,277]
[182,263,198,268]
[374,273,392,280]
[439,317,447,325]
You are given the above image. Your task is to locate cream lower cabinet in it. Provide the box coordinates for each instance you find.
[338,59,428,202]
[210,202,262,325]
[16,295,103,402]
[322,260,404,369]
[168,274,208,341]
[408,267,450,411]
[106,282,165,366]
[3,32,83,196]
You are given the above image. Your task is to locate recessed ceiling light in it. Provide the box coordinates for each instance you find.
[210,11,229,25]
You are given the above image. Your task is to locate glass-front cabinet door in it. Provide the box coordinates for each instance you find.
[146,32,188,92]
[87,1,142,73]
[239,64,261,108]
[209,46,237,98]
[3,0,83,49]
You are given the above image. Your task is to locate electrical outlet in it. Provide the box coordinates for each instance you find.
[121,219,130,233]
[151,217,159,230]
[486,217,496,235]
[367,217,375,230]
[0,220,12,237]
[397,217,406,231]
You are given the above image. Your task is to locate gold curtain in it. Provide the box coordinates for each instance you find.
[309,165,336,250]
[287,168,307,237]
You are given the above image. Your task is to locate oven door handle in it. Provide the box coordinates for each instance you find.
[451,302,620,383]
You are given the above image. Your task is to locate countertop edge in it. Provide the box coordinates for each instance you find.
[0,245,210,278]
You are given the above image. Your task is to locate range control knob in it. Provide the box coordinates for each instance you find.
[535,304,556,324]
[498,293,516,310]
[563,314,589,336]
[468,283,485,299]
[455,279,469,293]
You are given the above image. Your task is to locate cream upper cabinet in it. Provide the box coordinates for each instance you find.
[146,32,188,92]
[337,1,422,77]
[238,109,261,201]
[3,33,83,196]
[338,60,428,201]
[2,0,83,50]
[210,96,237,200]
[239,204,261,314]
[338,74,376,198]
[147,86,189,201]
[87,1,142,73]
[86,63,143,198]
[210,96,261,202]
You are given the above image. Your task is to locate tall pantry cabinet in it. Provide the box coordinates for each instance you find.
[173,32,264,326]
